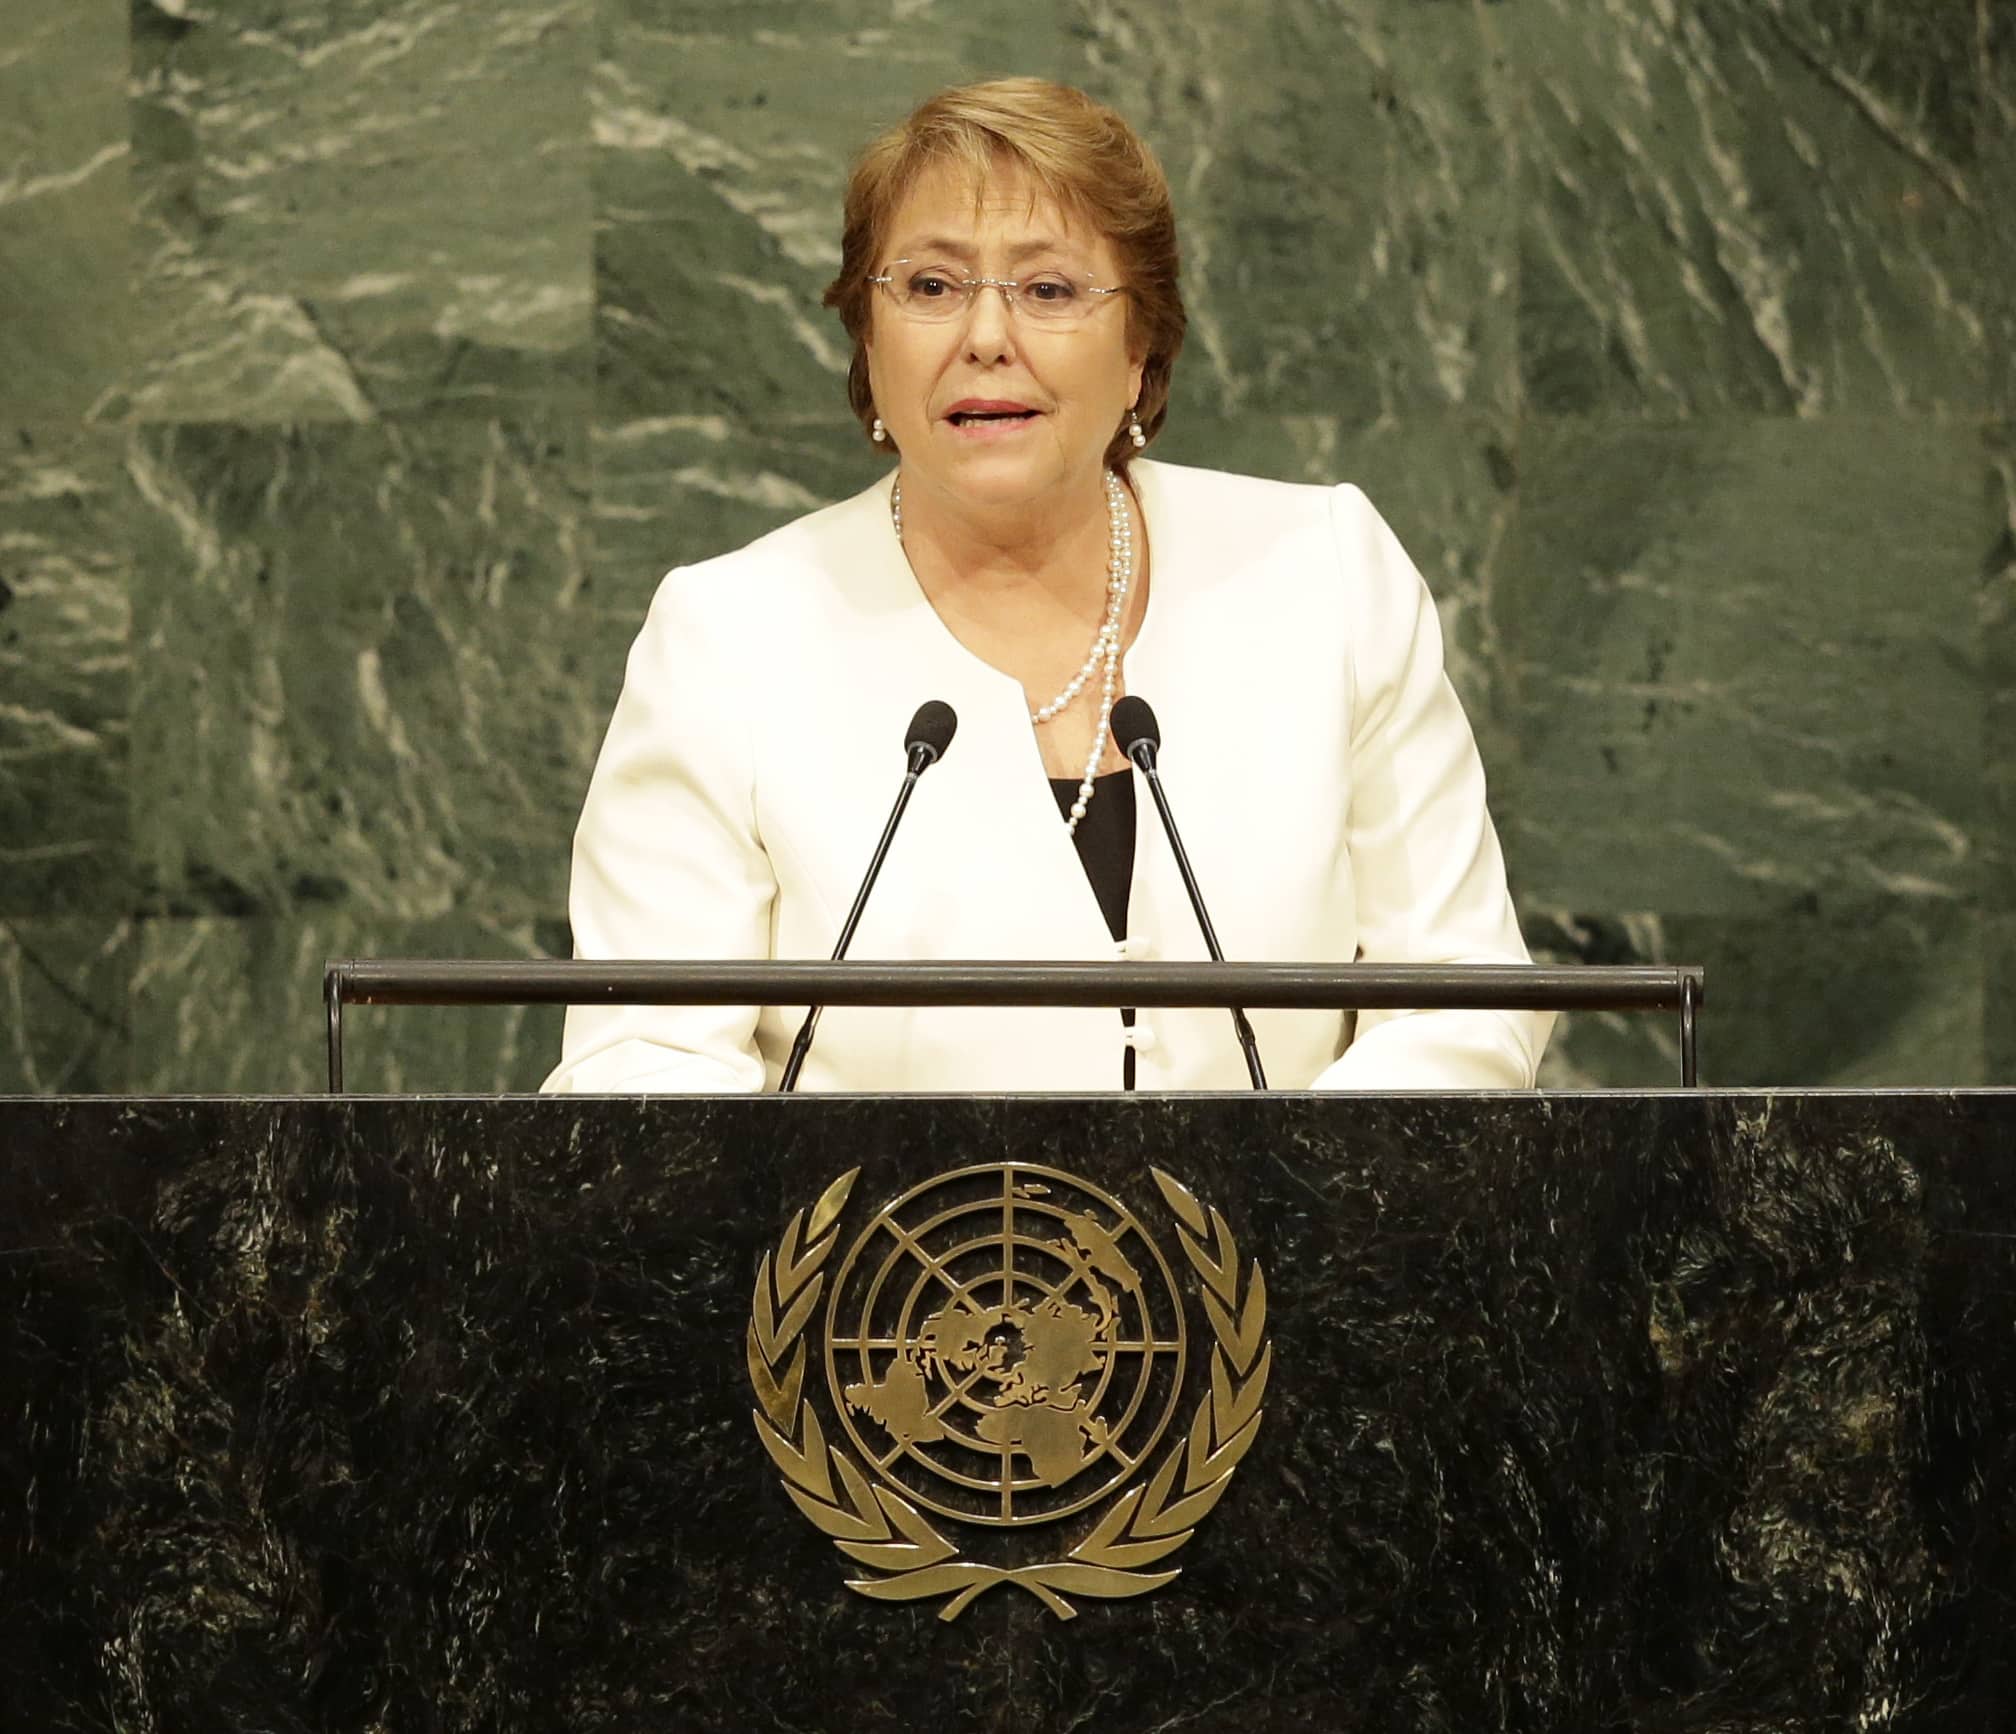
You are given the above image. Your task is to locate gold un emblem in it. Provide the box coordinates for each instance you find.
[746,1161,1270,1620]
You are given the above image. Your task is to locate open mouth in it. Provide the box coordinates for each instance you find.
[947,409,1039,427]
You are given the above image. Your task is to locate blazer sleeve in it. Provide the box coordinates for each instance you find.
[1311,485,1553,1090]
[541,570,774,1094]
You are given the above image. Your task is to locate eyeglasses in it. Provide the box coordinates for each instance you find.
[869,260,1128,325]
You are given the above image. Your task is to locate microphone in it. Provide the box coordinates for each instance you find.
[778,701,957,1093]
[1111,695,1267,1090]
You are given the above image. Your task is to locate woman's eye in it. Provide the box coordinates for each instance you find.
[910,272,957,297]
[1026,278,1077,303]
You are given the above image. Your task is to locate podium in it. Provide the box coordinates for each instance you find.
[5,1089,2014,1728]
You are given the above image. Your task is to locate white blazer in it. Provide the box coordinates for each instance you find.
[543,459,1551,1094]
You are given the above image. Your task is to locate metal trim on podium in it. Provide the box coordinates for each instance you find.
[321,959,1705,1091]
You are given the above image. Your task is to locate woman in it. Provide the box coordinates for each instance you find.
[544,78,1551,1094]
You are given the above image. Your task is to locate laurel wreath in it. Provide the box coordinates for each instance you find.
[747,1165,1269,1621]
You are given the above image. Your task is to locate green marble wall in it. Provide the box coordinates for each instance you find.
[2,0,2011,1093]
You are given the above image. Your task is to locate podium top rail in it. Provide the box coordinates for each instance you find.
[325,958,1700,1012]
[321,960,1704,1091]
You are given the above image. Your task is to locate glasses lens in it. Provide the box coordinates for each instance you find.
[887,265,967,321]
[1015,272,1088,322]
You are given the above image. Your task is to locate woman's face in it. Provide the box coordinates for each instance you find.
[865,161,1145,518]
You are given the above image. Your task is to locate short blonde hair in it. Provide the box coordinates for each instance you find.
[823,79,1185,473]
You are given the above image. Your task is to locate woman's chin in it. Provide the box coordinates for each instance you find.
[922,439,1096,510]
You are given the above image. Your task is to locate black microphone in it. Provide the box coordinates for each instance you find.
[778,701,957,1093]
[1111,695,1267,1091]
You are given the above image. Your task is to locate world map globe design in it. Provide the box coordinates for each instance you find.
[824,1162,1188,1527]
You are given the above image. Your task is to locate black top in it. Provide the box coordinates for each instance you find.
[1048,769,1136,941]
[1049,769,1139,1088]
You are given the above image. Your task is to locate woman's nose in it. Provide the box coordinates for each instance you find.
[961,283,1017,359]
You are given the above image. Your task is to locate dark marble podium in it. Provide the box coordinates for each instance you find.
[5,1092,2014,1731]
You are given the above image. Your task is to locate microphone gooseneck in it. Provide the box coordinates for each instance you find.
[1112,696,1268,1091]
[778,701,958,1094]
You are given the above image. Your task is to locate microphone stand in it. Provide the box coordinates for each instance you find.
[1124,735,1269,1091]
[778,736,940,1094]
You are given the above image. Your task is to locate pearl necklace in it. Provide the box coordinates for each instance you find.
[890,470,1133,836]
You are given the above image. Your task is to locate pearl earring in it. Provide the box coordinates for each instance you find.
[871,416,887,443]
[1128,409,1146,450]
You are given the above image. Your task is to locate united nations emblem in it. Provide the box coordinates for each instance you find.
[746,1162,1270,1620]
